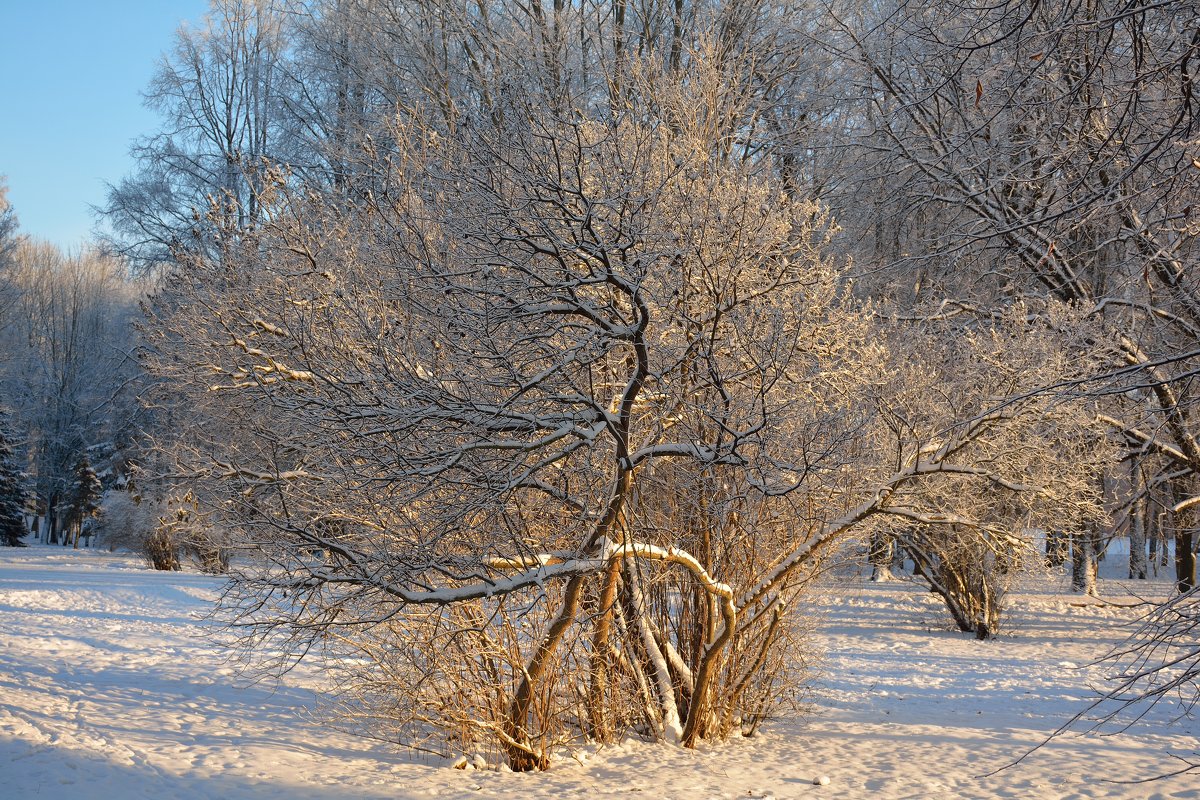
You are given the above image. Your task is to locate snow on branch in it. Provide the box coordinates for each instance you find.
[294,536,736,614]
[1096,413,1191,467]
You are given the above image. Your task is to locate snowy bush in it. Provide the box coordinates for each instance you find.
[153,492,232,574]
[866,305,1111,639]
[899,525,1029,639]
[98,491,181,570]
[148,78,883,768]
[98,490,230,573]
[97,491,160,555]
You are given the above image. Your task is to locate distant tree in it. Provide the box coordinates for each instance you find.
[0,242,140,544]
[1071,526,1103,597]
[0,178,23,369]
[96,488,157,553]
[96,488,181,570]
[0,415,28,546]
[145,503,185,572]
[0,177,19,269]
[874,304,1111,636]
[65,454,102,549]
[102,0,292,271]
[1121,459,1149,580]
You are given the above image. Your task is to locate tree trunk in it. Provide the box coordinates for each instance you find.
[624,557,682,742]
[1148,503,1161,574]
[1129,462,1147,579]
[1071,529,1098,596]
[587,560,622,742]
[1128,492,1147,580]
[1176,531,1196,594]
[1158,511,1170,568]
[47,501,60,545]
[1171,476,1197,594]
[869,531,894,581]
[504,574,583,772]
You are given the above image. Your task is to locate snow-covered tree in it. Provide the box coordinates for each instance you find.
[0,178,24,374]
[137,22,1117,766]
[97,489,159,554]
[102,0,293,272]
[0,414,28,547]
[867,303,1112,636]
[0,177,18,270]
[818,0,1200,594]
[146,50,879,764]
[0,242,141,544]
[65,454,102,549]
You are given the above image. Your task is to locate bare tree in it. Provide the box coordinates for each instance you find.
[103,0,292,271]
[0,178,25,363]
[873,303,1112,635]
[137,19,1116,765]
[0,243,140,543]
[817,0,1200,592]
[0,178,19,270]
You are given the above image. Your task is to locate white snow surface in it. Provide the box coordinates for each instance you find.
[1,544,1197,799]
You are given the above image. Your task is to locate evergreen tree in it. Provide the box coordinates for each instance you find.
[0,419,28,547]
[66,454,102,548]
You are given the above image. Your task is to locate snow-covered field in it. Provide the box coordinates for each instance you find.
[1,544,1197,800]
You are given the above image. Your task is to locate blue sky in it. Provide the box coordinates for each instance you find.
[0,1,209,250]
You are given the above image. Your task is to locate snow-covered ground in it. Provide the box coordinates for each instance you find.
[1,544,1197,799]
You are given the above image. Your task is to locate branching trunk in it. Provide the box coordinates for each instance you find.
[504,574,584,772]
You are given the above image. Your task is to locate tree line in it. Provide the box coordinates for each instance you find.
[0,180,139,548]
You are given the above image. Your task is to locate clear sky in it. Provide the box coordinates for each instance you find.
[0,1,210,251]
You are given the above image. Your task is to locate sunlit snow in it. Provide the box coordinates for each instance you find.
[1,544,1195,799]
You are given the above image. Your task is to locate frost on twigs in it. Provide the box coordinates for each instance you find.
[141,21,1106,772]
[862,302,1112,639]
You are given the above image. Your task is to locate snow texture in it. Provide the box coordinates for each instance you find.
[1,543,1197,799]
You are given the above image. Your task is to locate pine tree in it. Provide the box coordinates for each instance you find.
[66,454,103,548]
[0,420,29,547]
